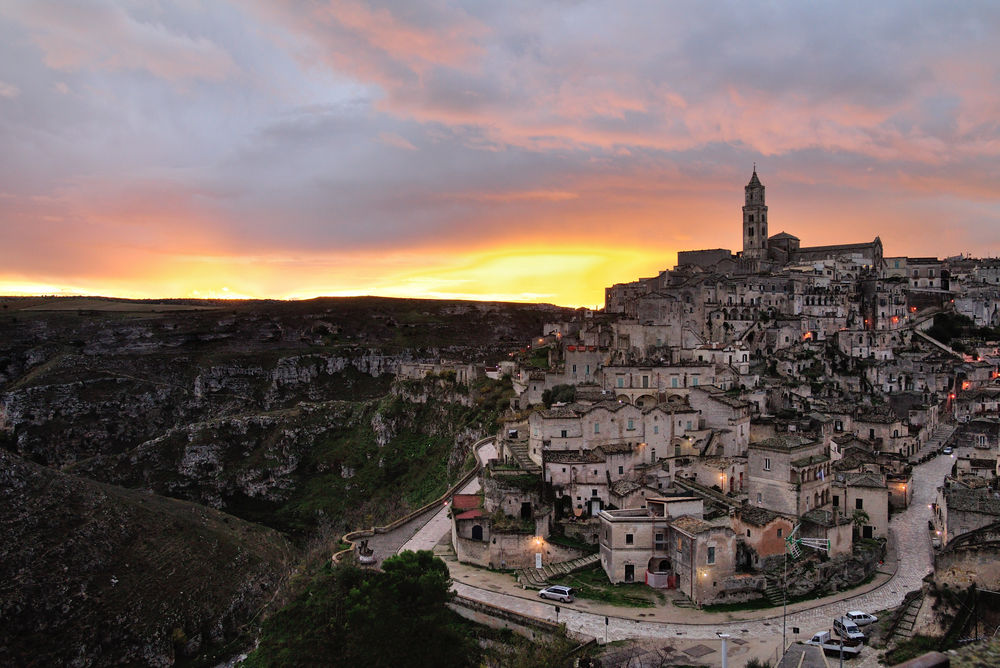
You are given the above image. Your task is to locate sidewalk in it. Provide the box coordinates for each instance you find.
[442,534,899,627]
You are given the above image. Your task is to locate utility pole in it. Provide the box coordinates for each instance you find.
[781,549,787,652]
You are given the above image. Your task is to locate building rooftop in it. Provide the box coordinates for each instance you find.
[842,472,886,489]
[546,450,604,464]
[739,505,782,527]
[947,488,1000,516]
[671,515,714,535]
[751,434,816,451]
[609,480,641,497]
[452,494,482,511]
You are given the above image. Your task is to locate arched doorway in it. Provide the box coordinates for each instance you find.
[471,525,483,541]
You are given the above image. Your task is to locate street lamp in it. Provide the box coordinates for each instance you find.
[717,633,730,668]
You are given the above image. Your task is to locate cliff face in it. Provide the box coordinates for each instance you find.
[0,297,566,468]
[0,297,562,665]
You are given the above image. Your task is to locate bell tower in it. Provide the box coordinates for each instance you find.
[742,167,768,260]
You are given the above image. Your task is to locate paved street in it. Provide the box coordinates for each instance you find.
[445,440,958,648]
[398,440,497,553]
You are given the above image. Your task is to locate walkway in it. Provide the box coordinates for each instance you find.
[445,442,959,647]
[397,440,497,553]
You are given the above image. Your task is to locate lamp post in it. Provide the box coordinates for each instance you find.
[717,632,730,668]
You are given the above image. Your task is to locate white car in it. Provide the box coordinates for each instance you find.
[846,611,878,626]
[538,585,575,602]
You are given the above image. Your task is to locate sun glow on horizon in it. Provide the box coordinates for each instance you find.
[0,243,678,308]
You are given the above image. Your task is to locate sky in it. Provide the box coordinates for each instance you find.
[1,1,1000,307]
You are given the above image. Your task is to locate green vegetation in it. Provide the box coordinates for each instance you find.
[552,566,662,608]
[243,551,474,668]
[542,383,576,407]
[526,346,551,369]
[880,635,941,665]
[546,533,599,554]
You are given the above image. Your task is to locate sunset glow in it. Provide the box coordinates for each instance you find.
[2,1,1000,306]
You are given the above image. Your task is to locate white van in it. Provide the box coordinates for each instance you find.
[833,616,865,642]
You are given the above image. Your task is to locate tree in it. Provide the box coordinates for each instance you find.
[852,509,870,539]
[245,551,474,667]
[542,384,576,408]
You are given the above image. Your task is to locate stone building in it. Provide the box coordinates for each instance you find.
[732,506,796,569]
[747,434,832,517]
[598,498,740,606]
[832,471,889,539]
[936,487,1000,546]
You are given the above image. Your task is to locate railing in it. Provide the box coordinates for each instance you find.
[333,436,494,563]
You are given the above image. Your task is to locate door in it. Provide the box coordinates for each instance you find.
[625,565,635,583]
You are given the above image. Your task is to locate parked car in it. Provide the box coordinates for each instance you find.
[806,630,863,657]
[538,585,574,602]
[943,446,953,455]
[833,617,866,642]
[845,611,879,626]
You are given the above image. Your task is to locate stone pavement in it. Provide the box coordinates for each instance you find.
[398,439,496,553]
[372,437,959,663]
[365,440,497,565]
[449,446,956,642]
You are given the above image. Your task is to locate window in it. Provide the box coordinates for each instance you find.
[686,421,692,430]
[572,364,577,374]
[856,498,864,510]
[626,533,634,545]
[692,376,699,386]
[591,489,597,497]
[777,528,783,538]
[617,377,624,388]
[594,423,600,434]
[560,429,568,438]
[757,493,762,503]
[677,537,683,552]
[671,377,679,388]
[763,458,771,471]
[653,425,659,435]
[627,418,635,430]
[707,547,715,564]
[833,495,839,507]
[642,376,649,388]
[618,466,624,474]
[746,529,751,537]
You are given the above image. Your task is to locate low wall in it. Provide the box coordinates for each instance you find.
[456,532,590,570]
[334,436,494,563]
[449,595,591,643]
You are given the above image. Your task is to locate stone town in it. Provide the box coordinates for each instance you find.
[438,170,1000,609]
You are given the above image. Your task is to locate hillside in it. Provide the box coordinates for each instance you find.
[0,449,296,667]
[0,296,568,664]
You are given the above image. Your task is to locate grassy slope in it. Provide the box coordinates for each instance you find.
[0,449,297,667]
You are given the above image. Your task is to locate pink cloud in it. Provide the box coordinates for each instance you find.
[10,0,237,82]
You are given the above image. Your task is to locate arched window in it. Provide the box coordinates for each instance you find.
[471,525,483,541]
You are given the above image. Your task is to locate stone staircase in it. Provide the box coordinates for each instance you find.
[505,440,542,475]
[516,553,600,589]
[887,592,924,645]
[764,582,784,606]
